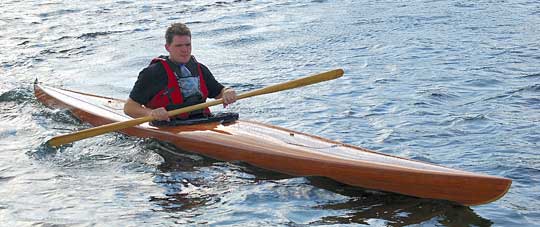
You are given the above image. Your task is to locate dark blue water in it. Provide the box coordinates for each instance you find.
[1,0,539,226]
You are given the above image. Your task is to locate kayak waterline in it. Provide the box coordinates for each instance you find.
[34,80,511,206]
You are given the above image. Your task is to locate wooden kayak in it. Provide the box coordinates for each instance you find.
[34,83,511,206]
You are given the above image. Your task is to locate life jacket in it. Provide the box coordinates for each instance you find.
[146,57,210,119]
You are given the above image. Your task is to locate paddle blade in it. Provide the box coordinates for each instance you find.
[47,117,152,147]
[237,69,344,99]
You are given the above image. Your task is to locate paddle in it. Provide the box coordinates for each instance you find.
[46,69,344,147]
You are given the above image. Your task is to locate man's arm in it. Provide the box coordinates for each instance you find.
[124,98,169,121]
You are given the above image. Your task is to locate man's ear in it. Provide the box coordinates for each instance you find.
[164,44,170,52]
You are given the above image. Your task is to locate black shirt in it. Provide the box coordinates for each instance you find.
[129,56,224,106]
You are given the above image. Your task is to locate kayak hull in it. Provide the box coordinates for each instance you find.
[34,84,511,206]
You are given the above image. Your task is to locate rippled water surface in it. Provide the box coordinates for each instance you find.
[1,0,539,226]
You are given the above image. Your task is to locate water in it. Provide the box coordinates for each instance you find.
[1,0,539,226]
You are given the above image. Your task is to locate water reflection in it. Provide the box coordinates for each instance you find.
[149,141,492,226]
[309,177,493,226]
[147,140,218,172]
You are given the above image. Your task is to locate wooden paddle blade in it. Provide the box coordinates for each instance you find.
[47,117,152,147]
[236,69,344,99]
[46,69,344,147]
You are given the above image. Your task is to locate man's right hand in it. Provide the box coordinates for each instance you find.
[149,107,170,121]
[124,98,170,121]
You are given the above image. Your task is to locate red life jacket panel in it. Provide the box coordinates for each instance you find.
[146,58,210,119]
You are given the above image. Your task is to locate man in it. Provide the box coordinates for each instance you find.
[124,22,237,122]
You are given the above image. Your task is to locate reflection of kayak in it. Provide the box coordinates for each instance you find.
[34,83,511,206]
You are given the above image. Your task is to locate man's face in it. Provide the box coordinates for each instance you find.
[165,35,192,64]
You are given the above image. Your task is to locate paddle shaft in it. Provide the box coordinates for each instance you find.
[47,69,344,147]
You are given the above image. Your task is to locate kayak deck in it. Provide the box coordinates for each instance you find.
[34,84,511,206]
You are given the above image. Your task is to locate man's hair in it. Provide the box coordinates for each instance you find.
[165,23,191,44]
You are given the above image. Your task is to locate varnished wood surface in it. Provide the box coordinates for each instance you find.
[34,84,511,206]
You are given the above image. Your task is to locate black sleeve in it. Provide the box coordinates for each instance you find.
[129,64,168,105]
[200,64,225,98]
